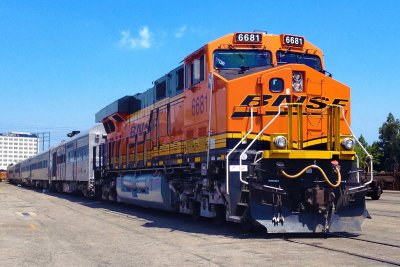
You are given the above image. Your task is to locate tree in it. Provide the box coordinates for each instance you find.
[355,135,382,171]
[369,141,382,171]
[354,135,369,169]
[378,113,400,171]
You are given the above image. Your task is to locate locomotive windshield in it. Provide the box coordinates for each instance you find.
[277,51,322,71]
[214,50,272,70]
[213,50,272,79]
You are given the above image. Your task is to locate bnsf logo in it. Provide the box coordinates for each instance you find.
[130,122,150,137]
[232,94,348,118]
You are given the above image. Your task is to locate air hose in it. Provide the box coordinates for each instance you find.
[280,165,342,188]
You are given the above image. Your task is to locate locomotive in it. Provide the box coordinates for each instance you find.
[0,169,6,182]
[94,32,373,233]
[8,32,373,233]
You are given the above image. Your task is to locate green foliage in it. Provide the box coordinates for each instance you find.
[370,141,382,170]
[354,135,382,171]
[378,113,400,171]
[354,135,369,169]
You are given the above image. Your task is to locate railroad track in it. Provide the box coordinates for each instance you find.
[283,233,400,266]
[369,211,400,219]
[328,232,400,249]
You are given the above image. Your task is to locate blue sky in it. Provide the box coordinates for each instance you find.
[0,0,399,148]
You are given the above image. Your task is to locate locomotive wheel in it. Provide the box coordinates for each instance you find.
[192,201,201,221]
[241,219,254,232]
[240,209,254,232]
[371,185,382,200]
[214,205,226,226]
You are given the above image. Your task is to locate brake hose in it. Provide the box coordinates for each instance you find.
[280,165,342,188]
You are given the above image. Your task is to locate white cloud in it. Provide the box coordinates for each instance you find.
[174,25,187,38]
[118,26,152,49]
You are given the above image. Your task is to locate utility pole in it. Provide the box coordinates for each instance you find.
[34,132,51,152]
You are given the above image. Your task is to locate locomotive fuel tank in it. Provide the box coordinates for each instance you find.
[116,173,175,211]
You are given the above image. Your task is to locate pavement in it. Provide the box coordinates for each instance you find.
[0,182,399,266]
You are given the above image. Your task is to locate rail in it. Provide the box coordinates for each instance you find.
[225,108,254,195]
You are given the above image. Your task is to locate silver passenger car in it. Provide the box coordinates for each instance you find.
[7,124,105,196]
[50,124,106,196]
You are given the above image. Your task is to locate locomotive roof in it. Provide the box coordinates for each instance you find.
[95,96,141,123]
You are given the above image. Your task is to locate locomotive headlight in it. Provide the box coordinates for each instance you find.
[292,72,303,92]
[341,138,355,150]
[274,135,287,149]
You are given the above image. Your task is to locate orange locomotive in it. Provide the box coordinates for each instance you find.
[0,169,7,182]
[95,32,372,233]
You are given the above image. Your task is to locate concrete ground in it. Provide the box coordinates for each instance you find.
[0,182,399,266]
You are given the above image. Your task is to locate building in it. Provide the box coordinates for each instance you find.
[0,132,39,170]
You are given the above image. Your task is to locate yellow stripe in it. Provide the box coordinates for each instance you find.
[263,150,354,160]
[108,133,352,166]
[301,137,328,148]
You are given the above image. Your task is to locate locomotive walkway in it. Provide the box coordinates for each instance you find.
[0,182,399,266]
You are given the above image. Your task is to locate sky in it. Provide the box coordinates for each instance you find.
[0,0,399,149]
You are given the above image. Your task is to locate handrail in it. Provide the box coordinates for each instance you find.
[225,108,254,195]
[355,154,360,183]
[232,103,372,192]
[332,104,374,191]
[262,184,285,193]
[254,151,264,164]
[206,74,214,170]
[239,104,287,185]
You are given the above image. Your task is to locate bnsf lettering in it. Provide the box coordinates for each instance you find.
[129,122,150,136]
[271,95,291,106]
[332,98,349,106]
[240,95,272,107]
[295,96,307,104]
[232,94,348,117]
[306,97,328,109]
[238,94,334,108]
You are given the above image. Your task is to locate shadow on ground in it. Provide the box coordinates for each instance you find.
[19,184,349,240]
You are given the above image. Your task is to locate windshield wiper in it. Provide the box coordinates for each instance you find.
[321,69,332,78]
[229,45,244,59]
[278,47,292,64]
[282,46,292,56]
[297,49,309,62]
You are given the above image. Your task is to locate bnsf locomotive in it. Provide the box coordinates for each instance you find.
[9,32,373,233]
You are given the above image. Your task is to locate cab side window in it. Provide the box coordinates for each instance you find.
[188,55,205,86]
